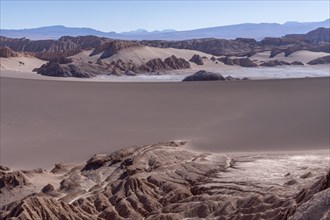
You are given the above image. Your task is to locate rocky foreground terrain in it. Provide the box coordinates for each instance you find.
[0,28,329,78]
[0,141,329,219]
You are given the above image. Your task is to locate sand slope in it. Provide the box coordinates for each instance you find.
[250,50,330,64]
[0,56,46,72]
[1,77,329,169]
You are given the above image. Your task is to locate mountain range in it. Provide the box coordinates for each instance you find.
[1,19,329,40]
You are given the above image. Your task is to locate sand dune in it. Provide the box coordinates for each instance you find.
[250,50,329,64]
[1,77,329,169]
[0,46,329,81]
[0,56,46,72]
[71,46,224,70]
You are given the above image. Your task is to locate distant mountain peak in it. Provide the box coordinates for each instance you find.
[1,19,329,40]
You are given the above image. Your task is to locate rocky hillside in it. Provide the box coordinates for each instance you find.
[1,27,329,78]
[0,141,329,219]
[286,28,330,44]
[1,28,329,59]
[0,46,18,58]
[141,28,330,57]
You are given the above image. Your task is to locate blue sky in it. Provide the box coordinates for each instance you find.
[1,1,329,32]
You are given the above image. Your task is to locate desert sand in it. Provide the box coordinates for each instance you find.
[1,46,329,81]
[0,56,46,72]
[1,76,329,169]
[250,50,330,64]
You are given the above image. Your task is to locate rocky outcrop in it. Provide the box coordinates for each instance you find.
[164,55,190,69]
[182,70,247,81]
[0,46,17,58]
[0,36,79,54]
[307,55,330,65]
[36,54,191,78]
[138,56,190,73]
[286,28,330,44]
[141,38,260,56]
[183,70,226,81]
[291,61,304,65]
[0,36,140,61]
[99,41,141,59]
[189,54,204,65]
[259,60,291,67]
[303,28,330,43]
[36,60,111,78]
[217,56,257,67]
[144,58,170,72]
[6,196,96,220]
[0,171,29,190]
[0,141,329,220]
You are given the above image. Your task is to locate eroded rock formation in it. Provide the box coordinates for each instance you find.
[189,54,204,65]
[1,141,328,220]
[0,46,18,58]
[307,55,330,65]
[217,56,257,67]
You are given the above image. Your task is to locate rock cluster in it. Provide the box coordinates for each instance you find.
[36,54,191,78]
[217,56,257,67]
[142,28,330,57]
[36,57,111,77]
[189,54,204,65]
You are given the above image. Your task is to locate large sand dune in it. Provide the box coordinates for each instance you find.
[1,77,329,169]
[250,50,330,64]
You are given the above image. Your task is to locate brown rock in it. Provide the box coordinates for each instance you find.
[308,55,330,65]
[164,55,191,69]
[259,60,291,67]
[189,54,204,65]
[0,46,17,58]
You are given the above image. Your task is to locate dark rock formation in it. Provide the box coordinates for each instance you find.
[41,184,55,193]
[189,54,204,65]
[182,70,246,81]
[270,48,283,58]
[259,60,291,67]
[303,28,330,43]
[141,38,260,57]
[0,46,17,58]
[0,166,10,172]
[145,58,170,72]
[307,55,330,65]
[164,55,190,69]
[291,61,304,65]
[0,171,29,190]
[0,36,140,61]
[99,41,141,59]
[183,70,226,81]
[36,61,111,78]
[286,28,330,44]
[217,56,257,67]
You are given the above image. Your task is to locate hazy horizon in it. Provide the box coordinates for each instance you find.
[1,0,329,32]
[1,18,329,33]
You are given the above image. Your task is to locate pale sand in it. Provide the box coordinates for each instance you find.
[0,56,46,72]
[1,77,329,169]
[250,50,330,64]
[81,46,216,66]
